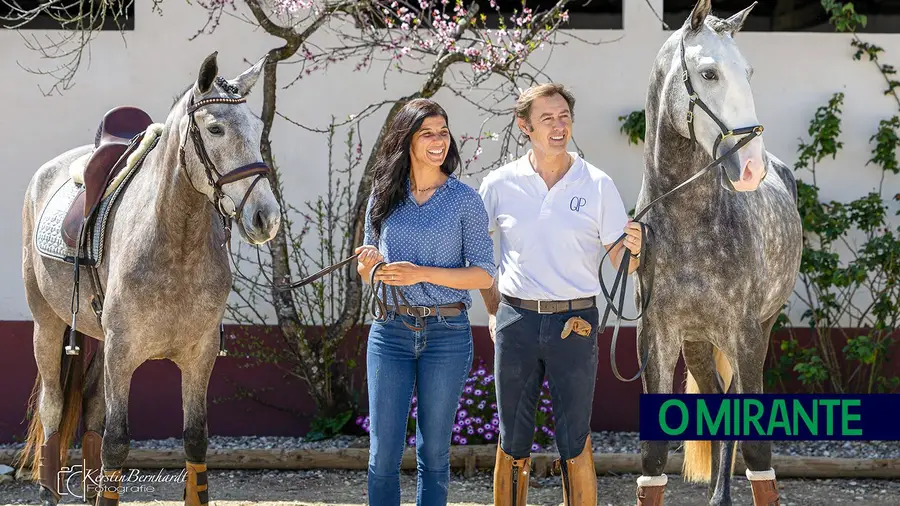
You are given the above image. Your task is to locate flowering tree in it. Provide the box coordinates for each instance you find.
[7,0,601,436]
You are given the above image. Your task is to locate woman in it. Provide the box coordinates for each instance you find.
[355,98,495,505]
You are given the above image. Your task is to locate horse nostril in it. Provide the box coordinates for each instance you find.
[253,210,265,231]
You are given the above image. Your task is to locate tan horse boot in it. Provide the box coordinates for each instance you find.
[746,468,781,506]
[555,437,597,506]
[184,461,210,506]
[493,445,530,506]
[94,468,122,506]
[39,431,62,503]
[82,430,103,500]
[635,474,667,506]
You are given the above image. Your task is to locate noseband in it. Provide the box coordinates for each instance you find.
[598,31,768,382]
[179,76,271,239]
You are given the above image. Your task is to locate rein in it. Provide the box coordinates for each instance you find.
[598,32,764,382]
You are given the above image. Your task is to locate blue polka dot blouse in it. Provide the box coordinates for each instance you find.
[363,175,496,310]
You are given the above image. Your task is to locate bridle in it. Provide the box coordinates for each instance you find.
[179,76,271,242]
[598,30,766,382]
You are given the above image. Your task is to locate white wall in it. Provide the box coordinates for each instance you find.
[2,0,898,326]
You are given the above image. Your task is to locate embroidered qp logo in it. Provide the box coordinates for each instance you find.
[569,196,586,212]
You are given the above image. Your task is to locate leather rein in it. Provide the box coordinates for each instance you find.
[597,32,764,382]
[239,35,766,380]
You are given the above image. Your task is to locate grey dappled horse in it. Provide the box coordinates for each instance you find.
[633,1,801,505]
[19,52,280,505]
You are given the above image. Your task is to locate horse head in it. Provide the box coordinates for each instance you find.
[174,52,281,244]
[663,0,764,192]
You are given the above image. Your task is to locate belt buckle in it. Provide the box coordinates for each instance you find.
[536,300,552,314]
[407,305,432,318]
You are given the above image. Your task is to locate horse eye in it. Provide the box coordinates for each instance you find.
[701,69,718,81]
[207,124,224,135]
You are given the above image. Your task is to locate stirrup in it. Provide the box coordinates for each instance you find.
[218,322,227,357]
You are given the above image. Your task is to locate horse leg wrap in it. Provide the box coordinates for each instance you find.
[82,430,102,500]
[555,437,597,506]
[492,445,530,506]
[94,469,122,506]
[184,461,209,506]
[39,431,62,502]
[635,474,667,506]
[746,468,780,506]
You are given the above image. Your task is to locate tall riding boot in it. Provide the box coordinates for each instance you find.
[82,430,103,501]
[555,436,597,506]
[635,474,667,506]
[746,468,781,506]
[94,468,122,506]
[493,444,530,506]
[184,460,210,506]
[39,431,62,503]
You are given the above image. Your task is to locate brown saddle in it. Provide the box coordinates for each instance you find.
[62,106,154,249]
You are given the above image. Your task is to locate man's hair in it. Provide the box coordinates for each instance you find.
[515,83,576,126]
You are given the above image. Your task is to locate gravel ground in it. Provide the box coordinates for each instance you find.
[3,432,896,459]
[1,468,899,505]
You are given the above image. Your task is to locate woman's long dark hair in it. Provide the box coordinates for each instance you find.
[368,98,461,242]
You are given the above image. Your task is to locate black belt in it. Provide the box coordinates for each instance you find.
[502,295,595,314]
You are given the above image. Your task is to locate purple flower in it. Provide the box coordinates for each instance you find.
[539,407,548,413]
[464,418,472,425]
[477,369,485,376]
[453,434,460,443]
[464,386,473,394]
[474,389,483,396]
[485,432,494,440]
[453,425,461,433]
[477,427,484,434]
[408,436,416,446]
[466,399,474,405]
[492,419,499,426]
[478,401,486,409]
[458,410,468,418]
[531,443,541,452]
[475,417,483,424]
[460,437,468,445]
[467,427,475,435]
[491,403,497,409]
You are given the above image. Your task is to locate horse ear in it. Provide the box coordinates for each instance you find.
[196,51,218,95]
[229,54,267,96]
[726,1,757,34]
[688,0,711,31]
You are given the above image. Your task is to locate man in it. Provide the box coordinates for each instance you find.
[478,84,643,506]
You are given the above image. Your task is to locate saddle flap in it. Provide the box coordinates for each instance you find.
[83,143,129,218]
[62,189,86,249]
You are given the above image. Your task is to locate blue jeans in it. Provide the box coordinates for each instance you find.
[366,309,474,506]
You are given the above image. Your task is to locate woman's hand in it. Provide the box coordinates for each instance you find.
[372,261,424,286]
[355,245,384,268]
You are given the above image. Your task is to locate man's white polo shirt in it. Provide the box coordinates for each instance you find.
[478,151,629,301]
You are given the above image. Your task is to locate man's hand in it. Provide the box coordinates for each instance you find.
[373,261,424,286]
[623,220,643,257]
[355,245,383,268]
[488,314,497,343]
[623,220,643,255]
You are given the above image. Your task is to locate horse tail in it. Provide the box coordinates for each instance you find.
[17,329,86,481]
[682,346,735,483]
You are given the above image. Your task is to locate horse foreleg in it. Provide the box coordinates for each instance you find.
[636,325,681,506]
[735,317,781,506]
[177,337,217,506]
[95,342,139,506]
[683,341,736,506]
[81,342,105,502]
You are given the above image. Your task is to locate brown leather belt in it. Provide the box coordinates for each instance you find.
[395,302,466,318]
[502,295,595,314]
